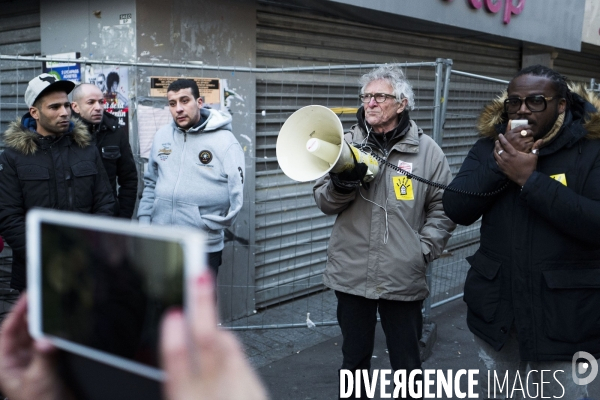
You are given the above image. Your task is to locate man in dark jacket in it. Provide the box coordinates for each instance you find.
[71,83,138,218]
[442,65,600,398]
[0,74,115,292]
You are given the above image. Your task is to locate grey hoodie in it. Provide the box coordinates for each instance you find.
[137,108,245,252]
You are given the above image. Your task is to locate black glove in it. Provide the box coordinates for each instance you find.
[329,162,368,193]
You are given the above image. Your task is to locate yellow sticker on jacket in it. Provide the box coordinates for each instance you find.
[393,176,414,200]
[550,173,567,186]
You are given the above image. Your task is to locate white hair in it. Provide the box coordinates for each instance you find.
[358,64,415,110]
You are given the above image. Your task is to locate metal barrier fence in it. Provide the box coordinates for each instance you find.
[0,55,510,333]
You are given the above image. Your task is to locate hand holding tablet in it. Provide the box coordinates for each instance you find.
[26,209,206,382]
[0,209,268,400]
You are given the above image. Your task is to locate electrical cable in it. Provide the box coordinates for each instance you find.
[366,152,510,197]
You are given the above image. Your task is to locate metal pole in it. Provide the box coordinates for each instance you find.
[0,55,437,74]
[432,59,444,146]
[451,69,509,84]
[440,59,453,142]
[422,262,433,324]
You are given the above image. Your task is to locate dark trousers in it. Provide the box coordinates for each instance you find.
[335,291,423,399]
[207,251,222,276]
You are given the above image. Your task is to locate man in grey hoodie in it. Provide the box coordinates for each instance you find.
[137,79,245,275]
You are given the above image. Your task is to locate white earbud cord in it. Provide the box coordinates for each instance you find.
[358,189,389,244]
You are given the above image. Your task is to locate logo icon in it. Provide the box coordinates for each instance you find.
[39,75,57,84]
[572,351,598,385]
[158,143,172,161]
[199,150,212,165]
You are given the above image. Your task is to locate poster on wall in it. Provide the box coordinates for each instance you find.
[43,52,81,84]
[85,65,129,132]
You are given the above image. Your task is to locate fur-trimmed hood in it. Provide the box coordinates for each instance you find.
[477,85,600,141]
[2,115,91,155]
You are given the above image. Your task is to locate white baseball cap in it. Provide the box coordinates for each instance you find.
[25,73,75,108]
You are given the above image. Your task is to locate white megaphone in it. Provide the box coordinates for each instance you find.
[276,105,380,182]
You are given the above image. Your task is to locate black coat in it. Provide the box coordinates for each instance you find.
[79,112,138,218]
[0,114,115,290]
[442,90,600,361]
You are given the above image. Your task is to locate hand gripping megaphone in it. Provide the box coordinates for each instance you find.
[276,105,379,182]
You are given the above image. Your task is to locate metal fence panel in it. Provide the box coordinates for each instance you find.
[0,55,523,332]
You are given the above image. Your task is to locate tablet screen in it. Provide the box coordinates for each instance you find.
[40,221,184,371]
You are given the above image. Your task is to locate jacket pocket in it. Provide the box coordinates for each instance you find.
[542,267,600,343]
[17,165,51,208]
[71,161,98,208]
[150,198,172,225]
[463,250,502,323]
[101,146,121,160]
[199,209,223,244]
[17,164,50,180]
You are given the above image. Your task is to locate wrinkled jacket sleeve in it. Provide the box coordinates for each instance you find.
[0,152,26,263]
[420,151,457,262]
[313,174,356,215]
[201,142,245,230]
[115,130,138,219]
[92,152,117,215]
[442,138,509,226]
[137,140,158,224]
[520,157,600,247]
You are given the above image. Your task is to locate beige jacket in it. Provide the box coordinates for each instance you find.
[313,121,456,301]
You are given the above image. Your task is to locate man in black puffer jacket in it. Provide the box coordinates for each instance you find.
[71,83,138,218]
[0,74,115,291]
[443,65,600,399]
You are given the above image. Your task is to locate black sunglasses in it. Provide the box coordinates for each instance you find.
[504,95,557,113]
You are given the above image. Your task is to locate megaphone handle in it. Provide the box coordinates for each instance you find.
[345,139,359,164]
[345,140,371,190]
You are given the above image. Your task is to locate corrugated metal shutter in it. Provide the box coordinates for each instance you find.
[0,0,41,141]
[254,2,521,307]
[554,43,600,85]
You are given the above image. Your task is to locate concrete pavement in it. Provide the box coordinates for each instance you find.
[256,299,600,400]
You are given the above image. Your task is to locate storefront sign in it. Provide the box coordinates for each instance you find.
[331,0,584,51]
[443,0,525,24]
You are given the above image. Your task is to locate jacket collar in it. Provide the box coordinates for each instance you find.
[74,111,119,135]
[172,107,233,134]
[352,119,421,155]
[2,113,91,155]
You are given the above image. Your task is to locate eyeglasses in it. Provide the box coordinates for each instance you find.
[504,95,556,113]
[359,93,396,104]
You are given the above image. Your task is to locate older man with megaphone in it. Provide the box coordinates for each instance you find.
[312,64,456,399]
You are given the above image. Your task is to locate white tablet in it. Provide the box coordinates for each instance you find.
[26,209,205,382]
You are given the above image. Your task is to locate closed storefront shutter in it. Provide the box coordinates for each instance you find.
[0,0,41,143]
[554,43,600,85]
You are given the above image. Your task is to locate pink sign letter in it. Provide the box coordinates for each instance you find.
[504,0,525,24]
[485,0,503,13]
[469,0,483,9]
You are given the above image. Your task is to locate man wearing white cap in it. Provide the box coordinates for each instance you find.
[0,73,115,294]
